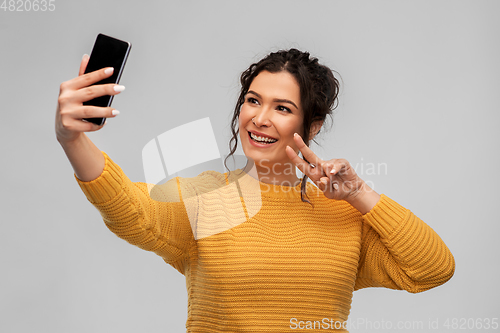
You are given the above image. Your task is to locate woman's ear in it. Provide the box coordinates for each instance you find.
[308,120,323,141]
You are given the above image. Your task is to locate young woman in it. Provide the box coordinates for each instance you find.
[56,49,455,332]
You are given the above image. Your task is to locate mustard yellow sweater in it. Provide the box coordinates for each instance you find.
[76,152,454,332]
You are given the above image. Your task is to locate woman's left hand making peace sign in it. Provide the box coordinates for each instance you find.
[285,133,381,214]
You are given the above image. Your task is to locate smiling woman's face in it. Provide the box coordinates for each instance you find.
[238,70,304,171]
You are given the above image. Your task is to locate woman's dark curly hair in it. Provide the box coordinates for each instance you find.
[224,49,340,204]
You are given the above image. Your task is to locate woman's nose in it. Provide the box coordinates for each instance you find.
[252,109,272,127]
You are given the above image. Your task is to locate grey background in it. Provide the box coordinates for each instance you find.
[1,0,499,332]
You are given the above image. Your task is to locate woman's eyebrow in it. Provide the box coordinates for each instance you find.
[247,90,299,110]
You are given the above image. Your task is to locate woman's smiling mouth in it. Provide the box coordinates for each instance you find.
[247,131,279,146]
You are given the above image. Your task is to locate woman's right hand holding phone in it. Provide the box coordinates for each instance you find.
[56,55,124,181]
[55,54,123,143]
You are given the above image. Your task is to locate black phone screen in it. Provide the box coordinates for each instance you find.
[83,33,131,125]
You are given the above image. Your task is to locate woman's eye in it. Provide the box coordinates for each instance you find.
[247,97,259,104]
[277,105,291,113]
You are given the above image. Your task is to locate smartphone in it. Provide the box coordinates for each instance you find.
[83,33,131,125]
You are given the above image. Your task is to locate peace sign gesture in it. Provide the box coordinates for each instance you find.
[285,133,380,213]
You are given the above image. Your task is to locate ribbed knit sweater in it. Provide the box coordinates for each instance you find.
[76,152,455,332]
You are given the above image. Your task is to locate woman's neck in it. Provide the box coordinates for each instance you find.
[241,159,301,187]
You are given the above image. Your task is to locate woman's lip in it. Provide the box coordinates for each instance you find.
[247,131,278,148]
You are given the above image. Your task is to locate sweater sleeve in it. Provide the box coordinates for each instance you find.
[75,151,195,274]
[354,194,455,293]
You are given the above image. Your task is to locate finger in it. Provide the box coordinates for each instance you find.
[84,118,108,132]
[317,177,328,192]
[71,106,120,120]
[319,160,336,177]
[319,176,337,195]
[64,67,115,91]
[328,159,351,177]
[78,54,90,76]
[293,133,323,167]
[285,145,309,175]
[319,161,348,195]
[60,116,107,134]
[285,145,323,181]
[72,83,125,104]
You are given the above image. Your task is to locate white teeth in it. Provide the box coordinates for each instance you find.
[250,132,277,143]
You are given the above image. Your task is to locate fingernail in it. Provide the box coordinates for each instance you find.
[82,54,89,60]
[330,169,336,174]
[321,179,328,185]
[105,67,114,75]
[294,133,298,137]
[333,183,339,190]
[114,85,125,92]
[112,110,120,116]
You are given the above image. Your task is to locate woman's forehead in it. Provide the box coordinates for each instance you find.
[249,71,301,105]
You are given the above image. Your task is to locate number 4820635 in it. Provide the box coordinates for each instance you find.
[1,0,56,11]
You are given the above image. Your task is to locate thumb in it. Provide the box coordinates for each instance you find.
[78,54,90,76]
[318,177,330,194]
